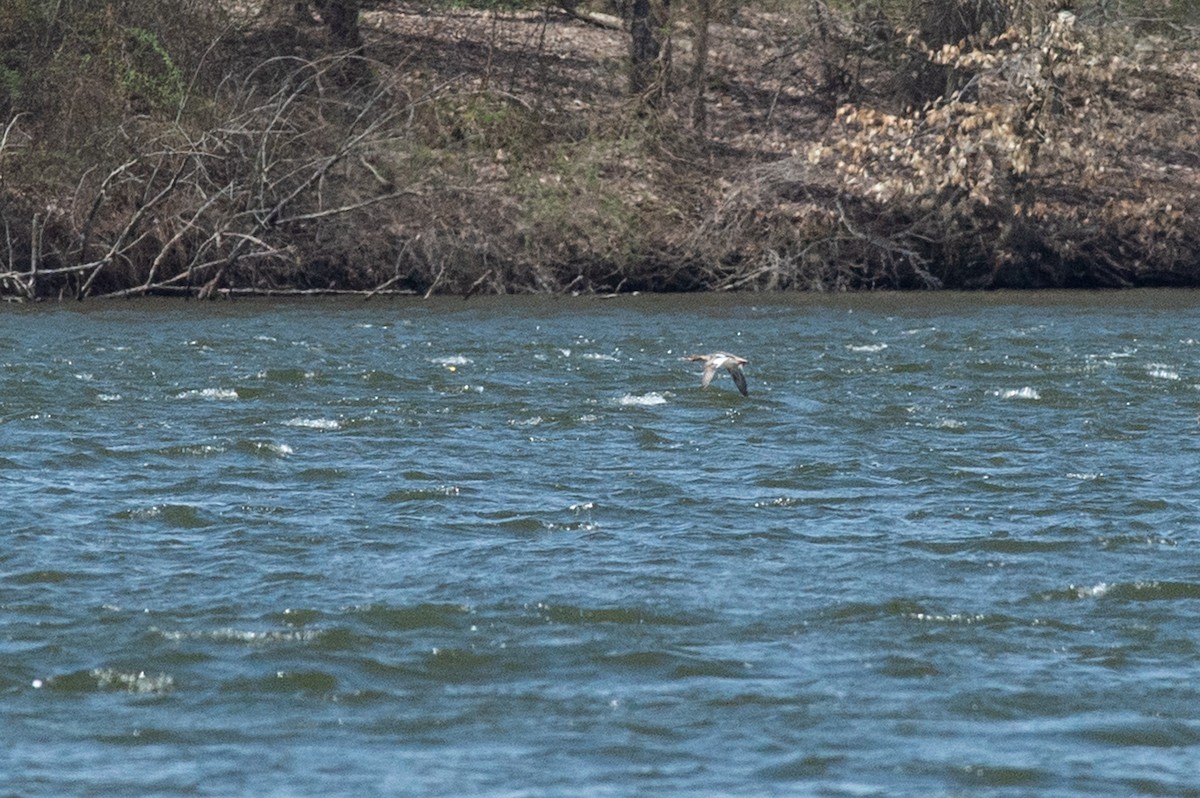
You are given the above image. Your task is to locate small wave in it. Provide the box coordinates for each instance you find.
[230,670,337,694]
[618,392,668,406]
[878,655,941,679]
[1146,364,1181,380]
[1098,534,1177,549]
[155,627,324,644]
[488,514,547,534]
[113,504,212,528]
[543,519,601,532]
[352,603,474,631]
[996,387,1040,400]
[602,648,749,679]
[583,353,620,362]
[257,368,316,383]
[159,443,224,457]
[97,393,122,402]
[431,355,472,366]
[1075,582,1111,598]
[1077,719,1200,748]
[903,536,1075,555]
[382,485,461,502]
[908,611,989,624]
[284,417,341,430]
[425,647,497,677]
[533,602,698,627]
[236,440,294,457]
[1039,580,1200,602]
[508,416,543,427]
[174,387,238,400]
[34,668,174,694]
[1029,582,1111,602]
[9,569,78,585]
[847,343,888,353]
[753,496,802,509]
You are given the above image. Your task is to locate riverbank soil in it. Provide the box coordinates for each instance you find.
[1,1,1197,298]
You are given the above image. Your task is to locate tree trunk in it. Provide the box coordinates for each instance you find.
[630,0,670,103]
[319,0,361,47]
[901,0,1005,106]
[690,0,711,130]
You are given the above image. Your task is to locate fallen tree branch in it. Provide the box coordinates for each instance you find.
[272,187,422,225]
[95,285,417,298]
[132,181,235,297]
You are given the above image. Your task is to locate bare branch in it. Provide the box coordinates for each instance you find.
[0,113,28,160]
[77,162,194,299]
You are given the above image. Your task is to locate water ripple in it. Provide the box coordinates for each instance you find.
[6,295,1200,797]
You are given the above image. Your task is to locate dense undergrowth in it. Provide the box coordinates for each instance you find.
[0,0,1198,299]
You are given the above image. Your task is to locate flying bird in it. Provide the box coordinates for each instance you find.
[683,352,749,396]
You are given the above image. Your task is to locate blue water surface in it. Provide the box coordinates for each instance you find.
[3,291,1200,796]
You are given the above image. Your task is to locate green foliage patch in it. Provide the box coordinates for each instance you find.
[118,26,185,112]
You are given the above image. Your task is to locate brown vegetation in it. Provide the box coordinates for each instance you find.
[1,0,1198,299]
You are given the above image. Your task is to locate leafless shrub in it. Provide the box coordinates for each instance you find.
[0,51,455,299]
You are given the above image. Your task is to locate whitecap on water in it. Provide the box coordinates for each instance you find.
[908,611,988,624]
[284,418,341,430]
[1070,582,1110,598]
[847,343,888,353]
[508,416,543,427]
[431,355,472,366]
[252,441,294,456]
[583,353,620,362]
[1146,364,1180,380]
[995,387,1040,400]
[33,668,175,694]
[155,627,322,644]
[618,392,668,406]
[175,387,238,400]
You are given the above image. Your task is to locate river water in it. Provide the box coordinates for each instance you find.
[3,291,1200,796]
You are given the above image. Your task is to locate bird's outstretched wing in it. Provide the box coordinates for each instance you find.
[700,363,718,388]
[728,365,749,397]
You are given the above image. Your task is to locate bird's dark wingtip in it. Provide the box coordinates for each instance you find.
[731,368,749,397]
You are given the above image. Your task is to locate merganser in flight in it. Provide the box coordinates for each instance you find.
[684,352,749,396]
